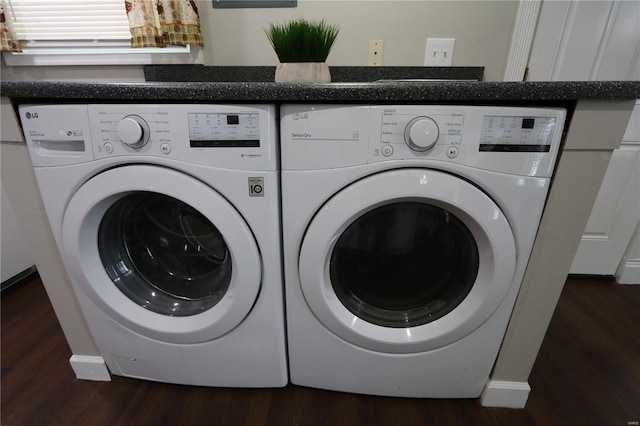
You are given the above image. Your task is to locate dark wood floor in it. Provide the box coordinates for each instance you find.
[2,274,639,425]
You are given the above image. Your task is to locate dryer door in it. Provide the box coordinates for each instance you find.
[62,165,261,344]
[299,168,516,354]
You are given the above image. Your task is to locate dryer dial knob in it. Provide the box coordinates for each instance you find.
[117,115,149,148]
[404,117,439,152]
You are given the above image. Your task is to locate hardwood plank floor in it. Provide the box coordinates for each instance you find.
[2,274,639,425]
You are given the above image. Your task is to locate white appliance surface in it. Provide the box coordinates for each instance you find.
[280,104,566,398]
[19,103,287,387]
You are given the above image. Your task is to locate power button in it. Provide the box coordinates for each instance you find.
[381,145,394,157]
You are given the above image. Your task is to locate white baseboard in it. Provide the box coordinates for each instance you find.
[69,355,111,381]
[616,259,640,285]
[480,380,531,408]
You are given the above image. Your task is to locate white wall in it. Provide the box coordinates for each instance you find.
[0,2,518,82]
[201,0,518,81]
[0,63,145,81]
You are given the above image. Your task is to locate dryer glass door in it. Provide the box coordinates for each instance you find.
[98,192,232,317]
[330,201,479,328]
[298,168,516,353]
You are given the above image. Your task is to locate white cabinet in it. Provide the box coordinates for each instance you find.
[569,103,640,279]
[1,98,35,284]
[1,182,35,283]
[527,0,640,283]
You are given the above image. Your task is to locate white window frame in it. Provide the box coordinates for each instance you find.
[2,0,203,66]
[2,43,202,66]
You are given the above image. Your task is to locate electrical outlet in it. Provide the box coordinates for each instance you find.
[368,39,384,66]
[424,38,455,66]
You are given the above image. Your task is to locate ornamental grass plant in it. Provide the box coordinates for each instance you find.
[265,18,339,63]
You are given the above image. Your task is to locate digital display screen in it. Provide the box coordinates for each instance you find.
[479,116,556,153]
[522,118,535,129]
[188,112,260,148]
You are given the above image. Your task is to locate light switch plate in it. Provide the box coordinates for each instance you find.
[424,38,455,66]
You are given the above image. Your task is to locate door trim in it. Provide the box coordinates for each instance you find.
[503,0,542,81]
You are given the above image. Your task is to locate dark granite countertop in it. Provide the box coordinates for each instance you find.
[143,65,486,83]
[2,79,639,103]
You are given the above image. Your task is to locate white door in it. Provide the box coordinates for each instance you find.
[62,165,262,344]
[298,169,516,354]
[527,0,640,280]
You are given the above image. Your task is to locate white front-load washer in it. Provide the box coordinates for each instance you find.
[280,104,566,398]
[20,103,287,387]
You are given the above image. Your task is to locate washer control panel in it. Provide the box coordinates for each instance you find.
[281,105,566,177]
[20,104,277,171]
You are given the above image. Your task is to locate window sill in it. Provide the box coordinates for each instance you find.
[3,45,203,67]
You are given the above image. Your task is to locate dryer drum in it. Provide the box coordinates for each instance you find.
[329,202,479,328]
[98,192,233,317]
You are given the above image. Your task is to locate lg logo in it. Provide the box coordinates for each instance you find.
[25,112,39,119]
[293,113,309,120]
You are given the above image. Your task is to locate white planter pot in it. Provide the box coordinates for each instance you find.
[275,62,331,83]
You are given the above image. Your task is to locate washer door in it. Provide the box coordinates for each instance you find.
[62,165,261,344]
[299,168,516,354]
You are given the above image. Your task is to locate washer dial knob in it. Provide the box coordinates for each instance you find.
[404,117,439,152]
[117,115,150,148]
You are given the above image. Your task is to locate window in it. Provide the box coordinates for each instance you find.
[3,0,201,66]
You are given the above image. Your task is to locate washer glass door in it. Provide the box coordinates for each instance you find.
[298,168,516,353]
[98,192,232,317]
[62,165,261,344]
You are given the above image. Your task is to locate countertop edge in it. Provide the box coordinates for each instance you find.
[2,80,639,102]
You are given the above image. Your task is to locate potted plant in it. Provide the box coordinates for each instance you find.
[265,18,339,83]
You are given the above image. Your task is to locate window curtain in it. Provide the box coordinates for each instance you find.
[0,1,21,52]
[125,0,203,48]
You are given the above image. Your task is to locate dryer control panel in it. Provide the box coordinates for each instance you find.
[19,104,277,171]
[280,105,566,177]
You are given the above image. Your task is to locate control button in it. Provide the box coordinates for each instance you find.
[404,116,439,152]
[117,115,150,149]
[103,142,113,154]
[160,143,171,154]
[446,146,459,158]
[381,145,394,157]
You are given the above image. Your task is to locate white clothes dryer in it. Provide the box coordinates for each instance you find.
[280,104,566,398]
[20,103,287,387]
